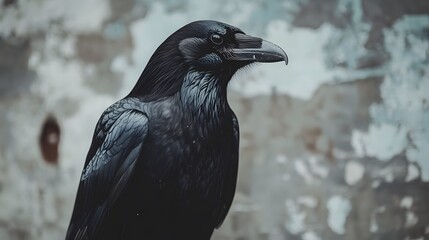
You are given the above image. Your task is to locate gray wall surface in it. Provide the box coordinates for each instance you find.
[0,0,428,239]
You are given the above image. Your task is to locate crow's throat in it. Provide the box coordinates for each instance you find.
[179,70,232,124]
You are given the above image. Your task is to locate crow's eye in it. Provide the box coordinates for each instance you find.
[210,34,223,45]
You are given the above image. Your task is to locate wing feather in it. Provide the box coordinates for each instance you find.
[66,110,148,240]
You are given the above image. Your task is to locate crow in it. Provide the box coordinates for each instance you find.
[66,20,287,240]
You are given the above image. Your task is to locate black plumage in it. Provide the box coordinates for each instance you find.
[66,20,287,240]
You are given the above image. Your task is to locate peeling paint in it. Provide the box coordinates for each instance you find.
[302,231,321,240]
[327,196,351,235]
[400,196,413,209]
[345,161,365,185]
[406,135,429,181]
[285,199,306,234]
[405,211,418,228]
[371,15,429,181]
[351,124,408,161]
[406,164,420,182]
[294,159,315,185]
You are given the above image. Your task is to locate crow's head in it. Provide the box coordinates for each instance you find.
[129,20,287,100]
[176,20,288,71]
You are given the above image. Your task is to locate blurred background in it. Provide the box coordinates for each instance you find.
[1,0,429,239]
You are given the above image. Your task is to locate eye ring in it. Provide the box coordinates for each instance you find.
[210,34,223,45]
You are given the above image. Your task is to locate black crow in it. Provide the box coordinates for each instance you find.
[66,20,287,240]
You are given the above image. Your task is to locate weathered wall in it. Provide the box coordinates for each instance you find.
[0,0,428,239]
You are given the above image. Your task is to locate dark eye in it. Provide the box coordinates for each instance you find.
[210,34,223,45]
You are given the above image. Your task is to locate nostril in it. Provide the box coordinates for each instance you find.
[39,114,61,165]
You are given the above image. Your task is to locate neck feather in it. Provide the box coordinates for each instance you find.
[179,70,231,122]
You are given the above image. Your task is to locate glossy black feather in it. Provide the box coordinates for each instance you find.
[67,20,245,240]
[66,105,148,239]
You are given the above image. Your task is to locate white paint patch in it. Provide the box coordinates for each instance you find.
[230,21,336,99]
[400,196,413,209]
[405,211,418,228]
[406,164,420,182]
[302,231,321,240]
[351,124,408,161]
[406,135,429,181]
[397,201,419,233]
[370,215,378,233]
[327,196,351,235]
[294,159,314,184]
[344,161,365,185]
[371,16,429,181]
[285,199,306,234]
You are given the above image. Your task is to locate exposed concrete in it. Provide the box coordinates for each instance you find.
[0,38,35,99]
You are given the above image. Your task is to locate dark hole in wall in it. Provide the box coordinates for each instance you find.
[39,114,61,165]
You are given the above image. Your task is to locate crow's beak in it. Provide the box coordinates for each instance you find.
[226,33,288,65]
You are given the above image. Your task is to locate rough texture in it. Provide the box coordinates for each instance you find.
[0,0,428,239]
